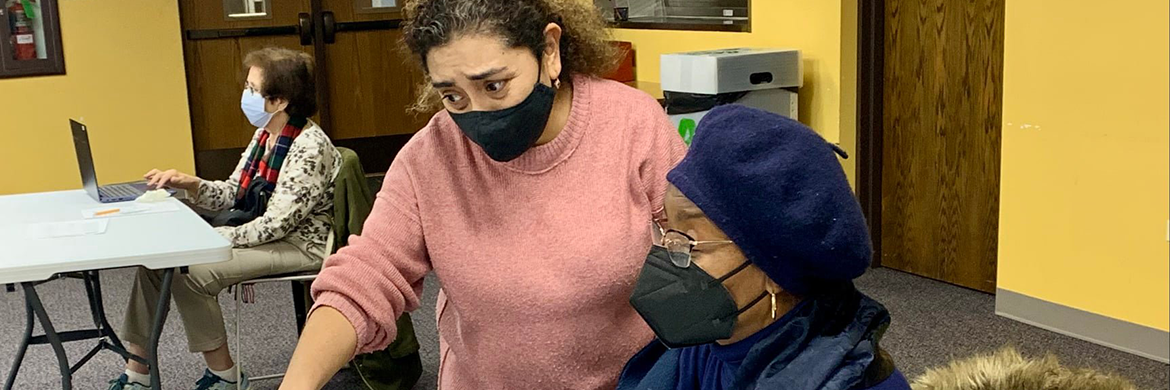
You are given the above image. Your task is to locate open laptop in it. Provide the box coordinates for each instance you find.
[70,119,152,203]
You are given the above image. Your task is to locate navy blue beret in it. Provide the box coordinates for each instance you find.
[666,105,872,295]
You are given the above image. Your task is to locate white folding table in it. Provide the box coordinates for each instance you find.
[0,190,231,390]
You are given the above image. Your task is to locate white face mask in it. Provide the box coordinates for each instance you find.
[240,88,274,128]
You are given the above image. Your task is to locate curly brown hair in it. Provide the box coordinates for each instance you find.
[401,0,618,113]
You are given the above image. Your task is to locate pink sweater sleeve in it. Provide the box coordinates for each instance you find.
[310,157,431,356]
[639,100,688,221]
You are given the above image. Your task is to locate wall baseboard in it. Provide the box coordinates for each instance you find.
[996,288,1169,363]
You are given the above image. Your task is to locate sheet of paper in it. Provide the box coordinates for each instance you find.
[28,219,109,239]
[81,202,181,219]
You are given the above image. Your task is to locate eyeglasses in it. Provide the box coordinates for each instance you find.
[654,223,734,268]
[244,84,263,97]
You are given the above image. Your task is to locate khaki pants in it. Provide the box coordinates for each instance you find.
[120,240,323,353]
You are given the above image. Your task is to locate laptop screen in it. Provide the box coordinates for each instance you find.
[70,119,101,200]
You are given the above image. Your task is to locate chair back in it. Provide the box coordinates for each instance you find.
[332,147,376,253]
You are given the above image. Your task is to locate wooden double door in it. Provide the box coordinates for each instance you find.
[180,0,429,178]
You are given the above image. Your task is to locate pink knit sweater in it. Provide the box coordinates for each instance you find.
[311,76,686,390]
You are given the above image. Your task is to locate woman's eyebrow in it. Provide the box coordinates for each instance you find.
[467,67,506,81]
[431,67,509,88]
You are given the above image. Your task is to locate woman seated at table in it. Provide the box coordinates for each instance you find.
[107,47,341,390]
[618,105,911,390]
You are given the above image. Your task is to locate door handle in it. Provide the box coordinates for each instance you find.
[298,13,313,45]
[322,11,337,44]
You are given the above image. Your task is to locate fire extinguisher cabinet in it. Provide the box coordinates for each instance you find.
[0,0,64,78]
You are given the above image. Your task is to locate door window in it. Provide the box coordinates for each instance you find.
[224,0,269,19]
[356,0,399,14]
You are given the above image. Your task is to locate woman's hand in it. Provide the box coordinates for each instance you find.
[143,169,201,192]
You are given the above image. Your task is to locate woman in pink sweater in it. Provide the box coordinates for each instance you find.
[280,0,686,389]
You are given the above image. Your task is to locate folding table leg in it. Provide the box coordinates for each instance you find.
[22,283,72,390]
[81,272,108,337]
[88,271,127,350]
[147,268,176,390]
[2,297,34,390]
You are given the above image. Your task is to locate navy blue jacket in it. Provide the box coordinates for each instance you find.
[617,285,911,390]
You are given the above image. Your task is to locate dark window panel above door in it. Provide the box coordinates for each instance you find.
[181,0,307,30]
[597,0,750,32]
[354,0,401,15]
[222,0,272,21]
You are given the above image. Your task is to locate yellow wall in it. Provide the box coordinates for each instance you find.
[998,1,1170,331]
[0,0,193,196]
[610,0,857,182]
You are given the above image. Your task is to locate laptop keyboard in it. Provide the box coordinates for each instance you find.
[100,184,140,199]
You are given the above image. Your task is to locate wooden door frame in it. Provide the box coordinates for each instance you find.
[855,0,884,268]
[311,0,332,132]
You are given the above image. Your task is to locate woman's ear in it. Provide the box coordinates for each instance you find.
[542,22,564,82]
[269,97,290,113]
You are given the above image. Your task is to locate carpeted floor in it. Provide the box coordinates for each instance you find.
[1,268,1165,390]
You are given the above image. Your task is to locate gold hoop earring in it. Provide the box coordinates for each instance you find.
[770,291,777,320]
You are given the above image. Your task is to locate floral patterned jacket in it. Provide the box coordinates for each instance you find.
[193,122,341,260]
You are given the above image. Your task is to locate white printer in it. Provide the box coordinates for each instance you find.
[660,48,802,135]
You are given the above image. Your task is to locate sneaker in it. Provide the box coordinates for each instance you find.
[192,368,249,390]
[107,373,151,390]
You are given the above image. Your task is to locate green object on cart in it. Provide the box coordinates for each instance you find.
[21,0,36,19]
[678,118,696,146]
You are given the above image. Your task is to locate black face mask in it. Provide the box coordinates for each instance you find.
[629,245,769,349]
[448,76,557,162]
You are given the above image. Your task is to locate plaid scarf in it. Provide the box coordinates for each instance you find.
[237,116,307,199]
